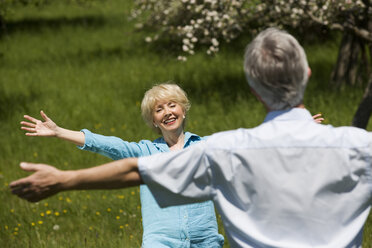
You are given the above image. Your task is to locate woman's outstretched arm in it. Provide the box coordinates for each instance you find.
[21,110,85,146]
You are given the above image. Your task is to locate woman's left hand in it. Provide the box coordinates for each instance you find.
[312,113,324,124]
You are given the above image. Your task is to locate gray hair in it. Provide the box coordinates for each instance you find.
[244,28,309,110]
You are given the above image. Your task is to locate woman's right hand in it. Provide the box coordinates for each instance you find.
[21,111,58,137]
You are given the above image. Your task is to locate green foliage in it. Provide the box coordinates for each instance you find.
[0,0,371,247]
[0,0,101,22]
[1,0,48,18]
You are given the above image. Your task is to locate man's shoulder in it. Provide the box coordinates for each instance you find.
[205,123,372,150]
[328,125,372,148]
[205,128,250,148]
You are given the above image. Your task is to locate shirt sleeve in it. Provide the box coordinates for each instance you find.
[77,129,145,160]
[138,140,213,207]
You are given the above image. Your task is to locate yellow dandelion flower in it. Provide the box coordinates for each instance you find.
[131,191,135,196]
[4,182,9,187]
[63,210,67,214]
[46,210,52,215]
[107,208,111,212]
[31,222,35,226]
[10,209,15,213]
[38,221,43,225]
[40,213,45,217]
[58,196,64,201]
[96,211,100,216]
[102,195,107,199]
[89,226,93,231]
[86,194,91,199]
[119,225,124,229]
[14,227,19,231]
[110,127,116,133]
[13,232,18,235]
[130,235,134,239]
[54,212,60,216]
[44,203,48,207]
[117,195,125,199]
[125,224,129,228]
[66,197,72,203]
[119,209,124,213]
[17,223,21,227]
[5,225,8,230]
[116,216,120,220]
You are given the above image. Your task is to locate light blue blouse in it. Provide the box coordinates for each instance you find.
[78,129,224,248]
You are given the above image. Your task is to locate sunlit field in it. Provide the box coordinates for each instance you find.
[1,1,371,247]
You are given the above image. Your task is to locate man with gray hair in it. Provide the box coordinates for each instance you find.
[10,28,372,247]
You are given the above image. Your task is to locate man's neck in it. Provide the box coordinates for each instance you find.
[296,104,305,109]
[267,104,305,112]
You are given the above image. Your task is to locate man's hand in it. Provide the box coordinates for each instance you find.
[21,111,59,137]
[10,162,66,202]
[10,158,142,203]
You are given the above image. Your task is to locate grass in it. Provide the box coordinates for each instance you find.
[0,0,372,247]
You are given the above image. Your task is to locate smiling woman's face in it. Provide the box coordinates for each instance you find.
[152,99,185,135]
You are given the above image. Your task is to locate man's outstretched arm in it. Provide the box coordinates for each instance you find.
[10,158,142,202]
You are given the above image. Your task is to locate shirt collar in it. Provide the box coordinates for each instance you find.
[264,108,314,123]
[154,132,201,151]
[184,132,202,147]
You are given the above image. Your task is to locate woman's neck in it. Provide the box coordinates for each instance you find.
[163,129,185,151]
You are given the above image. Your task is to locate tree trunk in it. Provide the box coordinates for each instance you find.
[348,37,361,86]
[331,32,361,87]
[351,19,372,129]
[352,74,372,129]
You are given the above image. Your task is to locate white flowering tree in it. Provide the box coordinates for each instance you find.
[132,0,372,129]
[131,0,255,61]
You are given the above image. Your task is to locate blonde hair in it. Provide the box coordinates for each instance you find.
[141,83,191,134]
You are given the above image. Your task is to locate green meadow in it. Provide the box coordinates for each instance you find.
[1,1,371,247]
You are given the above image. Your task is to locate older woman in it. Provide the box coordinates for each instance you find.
[21,83,225,248]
